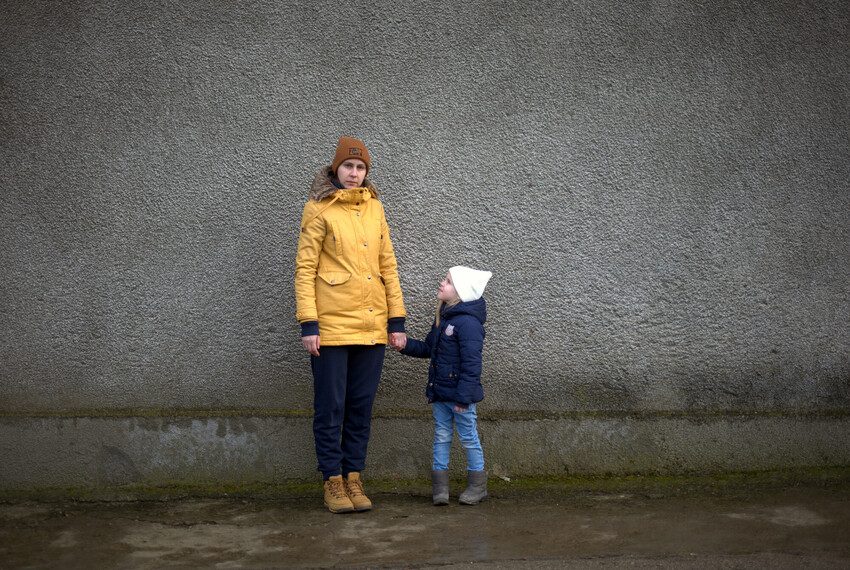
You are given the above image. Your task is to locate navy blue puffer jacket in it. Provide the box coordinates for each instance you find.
[400,298,486,405]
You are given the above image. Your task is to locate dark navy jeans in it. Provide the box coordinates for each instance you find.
[311,344,386,479]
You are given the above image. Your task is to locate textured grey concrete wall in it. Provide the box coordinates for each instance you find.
[3,415,850,488]
[2,1,848,489]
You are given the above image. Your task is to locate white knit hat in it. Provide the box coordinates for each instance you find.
[449,266,492,303]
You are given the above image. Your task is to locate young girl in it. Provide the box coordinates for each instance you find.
[395,265,492,505]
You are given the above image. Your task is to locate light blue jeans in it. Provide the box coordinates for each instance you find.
[432,402,485,471]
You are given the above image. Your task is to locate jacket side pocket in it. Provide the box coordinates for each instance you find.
[317,271,351,286]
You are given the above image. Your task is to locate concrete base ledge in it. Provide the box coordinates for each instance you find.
[1,414,848,490]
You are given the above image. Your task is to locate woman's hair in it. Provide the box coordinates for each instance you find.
[434,297,460,327]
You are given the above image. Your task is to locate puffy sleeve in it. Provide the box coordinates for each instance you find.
[400,325,437,359]
[294,200,324,324]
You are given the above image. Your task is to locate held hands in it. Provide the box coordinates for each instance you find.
[303,333,406,355]
[453,404,468,413]
[389,332,407,351]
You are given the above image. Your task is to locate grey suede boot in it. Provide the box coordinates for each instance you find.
[431,470,449,506]
[458,470,487,505]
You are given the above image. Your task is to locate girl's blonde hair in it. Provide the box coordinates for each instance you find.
[435,297,460,328]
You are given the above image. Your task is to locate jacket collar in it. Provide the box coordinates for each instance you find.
[309,166,379,201]
[441,298,487,324]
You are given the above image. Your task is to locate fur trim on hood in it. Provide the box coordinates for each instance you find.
[309,166,380,201]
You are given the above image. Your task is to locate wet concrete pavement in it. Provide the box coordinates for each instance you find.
[1,482,849,569]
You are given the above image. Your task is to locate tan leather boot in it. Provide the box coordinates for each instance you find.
[323,475,355,513]
[344,472,372,511]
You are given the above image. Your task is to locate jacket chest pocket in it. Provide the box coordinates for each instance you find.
[330,221,343,257]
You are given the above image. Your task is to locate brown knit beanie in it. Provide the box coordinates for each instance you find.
[331,136,371,174]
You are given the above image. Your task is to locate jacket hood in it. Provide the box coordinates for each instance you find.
[442,297,487,325]
[309,166,379,201]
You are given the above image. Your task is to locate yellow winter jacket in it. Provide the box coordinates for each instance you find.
[294,167,406,346]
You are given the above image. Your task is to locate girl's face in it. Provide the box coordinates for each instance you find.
[336,159,367,189]
[437,272,459,303]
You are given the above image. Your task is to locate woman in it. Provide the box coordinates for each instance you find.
[294,136,407,513]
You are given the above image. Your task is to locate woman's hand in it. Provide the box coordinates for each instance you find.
[453,404,468,413]
[302,335,321,356]
[389,332,407,351]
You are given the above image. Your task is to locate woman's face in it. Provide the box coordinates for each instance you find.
[437,272,459,302]
[336,159,368,189]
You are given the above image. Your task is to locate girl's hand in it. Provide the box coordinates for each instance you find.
[302,335,320,356]
[454,404,468,413]
[389,332,407,351]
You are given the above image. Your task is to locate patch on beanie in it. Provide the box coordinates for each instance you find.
[348,147,363,157]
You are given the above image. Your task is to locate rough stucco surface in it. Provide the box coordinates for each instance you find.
[1,1,848,487]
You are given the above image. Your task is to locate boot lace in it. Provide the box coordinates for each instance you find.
[346,478,366,498]
[327,478,348,499]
